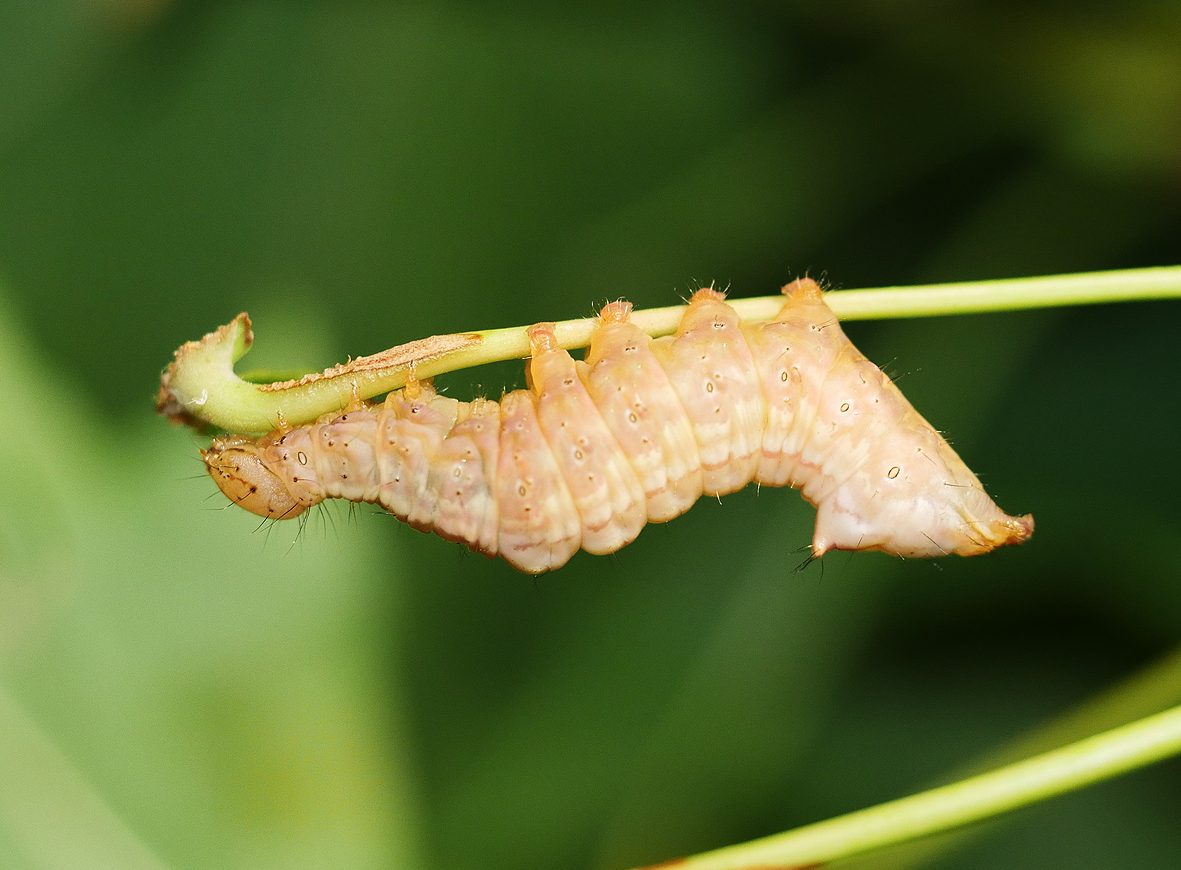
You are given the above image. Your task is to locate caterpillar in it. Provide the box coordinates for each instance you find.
[202,279,1033,573]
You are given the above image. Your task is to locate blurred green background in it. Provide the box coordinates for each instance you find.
[2,2,1180,868]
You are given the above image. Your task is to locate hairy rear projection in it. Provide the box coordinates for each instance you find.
[204,279,1033,573]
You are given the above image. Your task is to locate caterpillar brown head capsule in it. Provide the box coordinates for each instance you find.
[202,435,312,521]
[202,279,1033,573]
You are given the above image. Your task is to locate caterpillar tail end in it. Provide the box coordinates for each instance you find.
[945,509,1035,557]
[809,507,1035,560]
[986,512,1035,549]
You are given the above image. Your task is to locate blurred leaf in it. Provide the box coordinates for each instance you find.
[0,292,426,868]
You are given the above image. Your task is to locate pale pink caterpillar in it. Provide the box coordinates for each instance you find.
[203,279,1033,573]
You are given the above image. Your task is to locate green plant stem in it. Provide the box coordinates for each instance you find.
[639,703,1181,870]
[843,645,1181,870]
[158,265,1181,434]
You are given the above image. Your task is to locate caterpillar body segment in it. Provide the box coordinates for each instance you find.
[203,279,1033,573]
[527,322,648,557]
[651,288,766,497]
[581,300,703,522]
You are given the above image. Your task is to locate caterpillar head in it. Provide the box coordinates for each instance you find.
[203,435,310,520]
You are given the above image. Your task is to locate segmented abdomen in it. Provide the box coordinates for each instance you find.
[205,279,1032,573]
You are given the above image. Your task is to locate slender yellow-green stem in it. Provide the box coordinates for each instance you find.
[637,703,1181,870]
[843,646,1181,870]
[157,265,1181,434]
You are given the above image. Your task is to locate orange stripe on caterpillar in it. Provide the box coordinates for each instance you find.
[202,279,1033,573]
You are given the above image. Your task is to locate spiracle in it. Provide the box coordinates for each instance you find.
[203,278,1033,573]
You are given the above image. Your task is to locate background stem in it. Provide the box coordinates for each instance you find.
[842,646,1181,870]
[644,702,1181,870]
